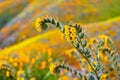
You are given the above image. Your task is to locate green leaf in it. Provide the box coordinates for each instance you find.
[84,48,90,55]
[79,33,84,39]
[82,40,87,47]
[52,18,56,25]
[88,74,96,80]
[75,43,79,48]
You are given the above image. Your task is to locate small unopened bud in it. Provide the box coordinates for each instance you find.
[84,48,90,55]
[75,43,80,48]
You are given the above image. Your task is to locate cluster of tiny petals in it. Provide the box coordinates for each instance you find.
[64,25,77,42]
[35,18,42,32]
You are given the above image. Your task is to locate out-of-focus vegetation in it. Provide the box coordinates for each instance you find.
[0,0,120,80]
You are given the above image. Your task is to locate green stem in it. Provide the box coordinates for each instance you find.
[73,39,99,79]
[76,47,99,79]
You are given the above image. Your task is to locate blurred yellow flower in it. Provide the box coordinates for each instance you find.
[39,61,46,70]
[88,65,92,72]
[65,36,70,42]
[64,25,70,36]
[48,48,52,56]
[64,25,69,30]
[73,77,78,80]
[100,73,108,80]
[17,69,24,77]
[65,31,70,35]
[50,63,56,74]
[17,77,25,80]
[6,71,10,77]
[59,75,69,80]
[65,50,72,57]
[13,62,18,67]
[31,58,35,64]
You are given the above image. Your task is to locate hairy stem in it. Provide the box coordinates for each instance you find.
[74,37,99,79]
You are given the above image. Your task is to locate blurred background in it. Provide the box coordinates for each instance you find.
[0,0,120,80]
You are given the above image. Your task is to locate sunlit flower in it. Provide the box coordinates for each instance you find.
[81,58,86,62]
[17,77,25,80]
[70,33,76,39]
[88,65,92,72]
[99,51,109,63]
[13,62,18,67]
[70,27,76,33]
[64,25,69,30]
[65,49,75,57]
[48,48,52,56]
[73,77,78,80]
[65,50,72,57]
[35,18,42,32]
[65,31,70,35]
[59,75,69,80]
[65,36,71,42]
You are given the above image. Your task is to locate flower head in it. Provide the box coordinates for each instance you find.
[63,25,77,42]
[70,27,76,33]
[35,18,42,32]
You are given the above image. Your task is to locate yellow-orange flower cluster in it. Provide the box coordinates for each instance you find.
[64,25,77,42]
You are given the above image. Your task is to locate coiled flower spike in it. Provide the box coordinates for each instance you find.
[50,63,83,79]
[35,17,63,32]
[35,17,99,79]
[35,17,120,80]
